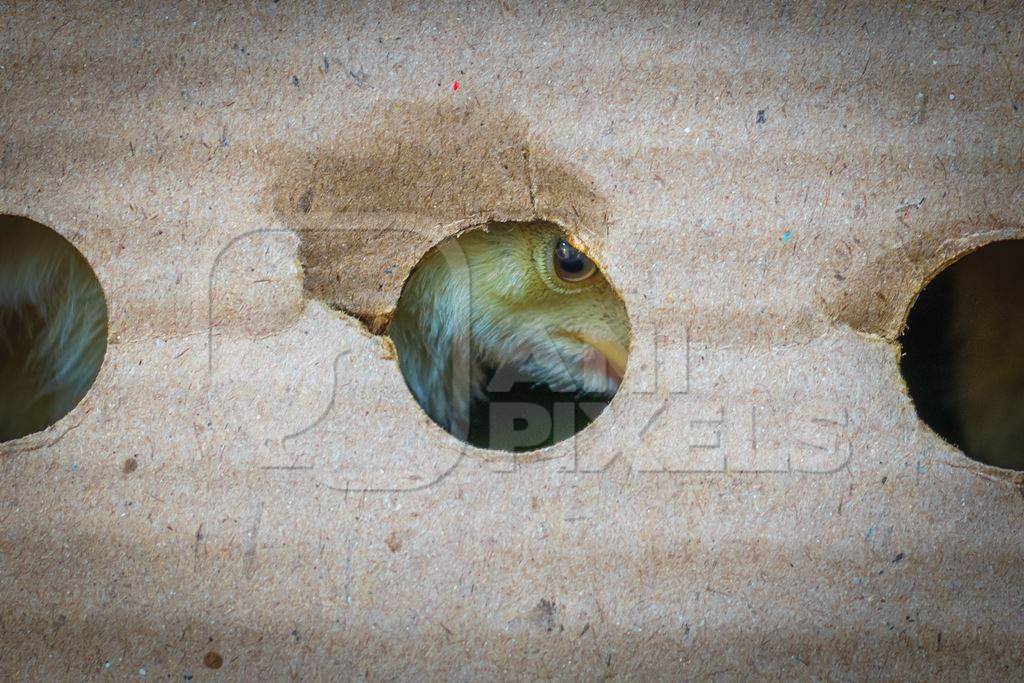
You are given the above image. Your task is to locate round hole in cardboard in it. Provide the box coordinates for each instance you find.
[388,220,630,452]
[0,215,108,443]
[899,239,1024,470]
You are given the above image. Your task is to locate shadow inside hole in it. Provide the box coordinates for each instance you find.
[468,363,612,453]
[0,215,108,442]
[899,239,1024,470]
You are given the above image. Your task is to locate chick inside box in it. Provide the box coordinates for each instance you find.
[1,2,1023,679]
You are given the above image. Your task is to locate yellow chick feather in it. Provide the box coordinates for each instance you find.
[389,222,629,443]
[0,216,107,442]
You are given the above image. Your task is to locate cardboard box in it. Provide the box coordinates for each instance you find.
[1,2,1021,678]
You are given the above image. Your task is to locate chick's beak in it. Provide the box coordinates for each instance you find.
[574,333,628,386]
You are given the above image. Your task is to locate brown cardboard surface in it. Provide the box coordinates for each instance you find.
[1,2,1023,679]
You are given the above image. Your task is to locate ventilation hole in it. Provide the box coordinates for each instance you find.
[388,220,630,452]
[900,239,1024,470]
[0,215,108,442]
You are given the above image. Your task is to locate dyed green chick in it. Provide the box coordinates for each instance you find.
[388,222,629,445]
[0,216,107,442]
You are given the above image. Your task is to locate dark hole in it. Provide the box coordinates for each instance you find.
[0,215,108,442]
[899,240,1024,470]
[467,366,610,452]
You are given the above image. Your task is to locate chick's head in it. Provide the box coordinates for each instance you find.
[390,221,630,438]
[454,222,629,396]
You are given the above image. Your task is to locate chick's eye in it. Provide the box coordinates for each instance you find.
[553,239,597,283]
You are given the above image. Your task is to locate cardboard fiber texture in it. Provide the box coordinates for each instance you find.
[1,2,1022,679]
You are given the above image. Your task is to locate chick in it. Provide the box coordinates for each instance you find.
[388,222,629,447]
[0,216,107,442]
